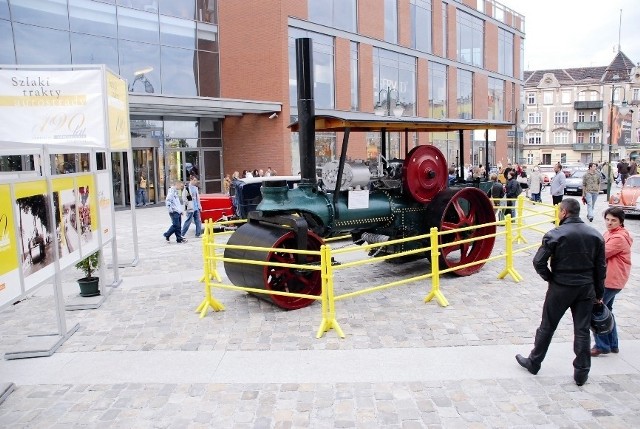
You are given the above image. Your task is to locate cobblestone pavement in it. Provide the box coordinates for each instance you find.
[0,191,639,427]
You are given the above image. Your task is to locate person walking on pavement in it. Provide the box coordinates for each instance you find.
[163,179,187,243]
[617,159,630,185]
[136,173,148,206]
[549,163,566,206]
[591,207,633,357]
[488,173,505,221]
[582,162,601,222]
[505,169,521,220]
[181,175,202,238]
[528,166,543,203]
[516,199,606,386]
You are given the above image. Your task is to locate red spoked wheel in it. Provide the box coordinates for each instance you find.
[224,223,323,309]
[425,187,496,276]
[402,145,448,203]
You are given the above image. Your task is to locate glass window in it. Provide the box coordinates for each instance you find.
[456,10,484,67]
[0,19,15,64]
[428,61,447,118]
[528,112,541,124]
[117,0,158,13]
[71,32,119,72]
[164,120,198,138]
[119,39,161,93]
[578,112,585,122]
[117,7,159,44]
[160,46,197,96]
[553,131,568,144]
[527,92,536,105]
[69,0,117,38]
[527,132,542,144]
[410,0,431,53]
[560,153,566,163]
[14,23,71,64]
[554,111,568,124]
[1,0,10,19]
[374,48,416,116]
[160,15,196,49]
[288,28,334,110]
[577,132,584,143]
[589,111,598,121]
[634,88,640,101]
[457,69,472,119]
[589,132,599,143]
[543,91,553,104]
[487,77,504,120]
[197,0,217,24]
[384,0,398,44]
[350,41,359,111]
[197,50,220,97]
[10,0,69,31]
[497,28,513,76]
[308,0,356,32]
[158,0,194,19]
[561,90,571,104]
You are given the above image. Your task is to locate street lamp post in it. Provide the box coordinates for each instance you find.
[606,84,630,200]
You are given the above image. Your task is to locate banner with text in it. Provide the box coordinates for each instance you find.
[106,71,131,150]
[0,69,105,147]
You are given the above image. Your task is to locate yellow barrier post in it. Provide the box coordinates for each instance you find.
[424,227,449,306]
[498,214,523,282]
[196,220,225,317]
[316,245,344,338]
[513,195,527,244]
[553,203,560,226]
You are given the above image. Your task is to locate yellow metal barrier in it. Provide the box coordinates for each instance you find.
[196,195,559,337]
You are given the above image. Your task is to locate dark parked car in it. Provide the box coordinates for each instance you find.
[564,169,608,195]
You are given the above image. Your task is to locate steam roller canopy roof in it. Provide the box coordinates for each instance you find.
[289,110,514,133]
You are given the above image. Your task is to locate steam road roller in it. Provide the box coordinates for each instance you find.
[223,38,513,309]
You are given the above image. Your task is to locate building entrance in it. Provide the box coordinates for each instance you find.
[111,147,160,207]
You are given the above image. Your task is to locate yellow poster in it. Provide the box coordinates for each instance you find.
[107,71,131,151]
[77,174,99,256]
[0,184,21,307]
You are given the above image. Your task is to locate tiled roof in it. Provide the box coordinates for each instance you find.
[524,51,636,87]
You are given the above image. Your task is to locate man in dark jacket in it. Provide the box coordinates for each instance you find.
[516,199,605,386]
[505,169,521,220]
[617,159,630,185]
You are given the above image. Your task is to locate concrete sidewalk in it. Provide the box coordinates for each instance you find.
[1,194,639,428]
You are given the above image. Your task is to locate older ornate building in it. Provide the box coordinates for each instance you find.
[522,51,640,166]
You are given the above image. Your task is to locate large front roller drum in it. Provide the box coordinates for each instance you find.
[224,223,323,310]
[425,187,496,276]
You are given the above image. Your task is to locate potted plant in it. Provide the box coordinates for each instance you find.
[75,251,100,297]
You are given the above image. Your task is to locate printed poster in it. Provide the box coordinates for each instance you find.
[96,171,113,243]
[0,184,22,308]
[106,71,131,151]
[0,69,105,147]
[14,180,55,290]
[52,177,80,270]
[77,174,99,256]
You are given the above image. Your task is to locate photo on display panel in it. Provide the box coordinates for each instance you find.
[16,194,54,277]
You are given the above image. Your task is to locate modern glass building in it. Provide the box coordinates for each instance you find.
[0,0,280,205]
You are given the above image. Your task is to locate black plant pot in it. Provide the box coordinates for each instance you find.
[77,277,100,297]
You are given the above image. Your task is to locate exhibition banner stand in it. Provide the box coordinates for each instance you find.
[0,65,135,359]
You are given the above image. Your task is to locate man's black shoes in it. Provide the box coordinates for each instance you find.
[574,371,588,386]
[515,354,540,375]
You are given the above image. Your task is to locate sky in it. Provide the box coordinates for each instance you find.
[497,0,640,71]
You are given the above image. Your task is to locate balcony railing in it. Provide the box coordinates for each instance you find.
[574,100,604,110]
[572,144,602,151]
[573,121,603,130]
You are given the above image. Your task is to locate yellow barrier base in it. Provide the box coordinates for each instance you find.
[424,289,449,307]
[498,267,523,282]
[195,296,225,318]
[316,317,345,339]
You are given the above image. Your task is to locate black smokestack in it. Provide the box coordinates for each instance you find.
[295,38,316,186]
